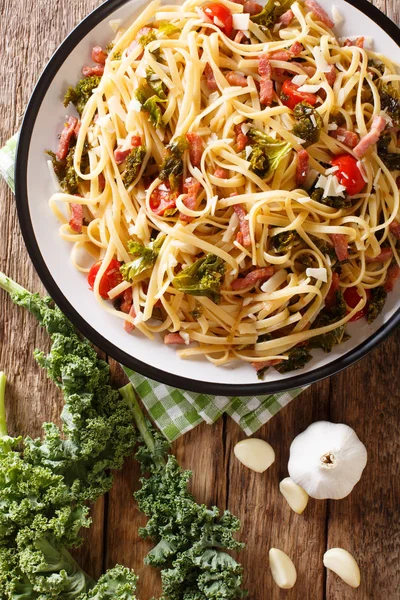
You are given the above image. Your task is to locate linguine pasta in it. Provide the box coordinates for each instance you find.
[48,0,400,377]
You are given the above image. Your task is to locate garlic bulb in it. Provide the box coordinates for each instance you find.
[288,421,367,499]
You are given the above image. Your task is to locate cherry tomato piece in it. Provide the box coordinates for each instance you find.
[331,154,366,196]
[280,79,317,110]
[88,258,122,299]
[344,286,371,321]
[203,4,233,37]
[149,185,178,216]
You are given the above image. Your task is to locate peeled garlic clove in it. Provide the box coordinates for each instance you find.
[234,438,275,473]
[269,548,297,589]
[279,477,309,514]
[323,548,361,588]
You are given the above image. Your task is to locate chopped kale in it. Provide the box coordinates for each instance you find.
[366,286,387,324]
[377,133,400,171]
[121,237,164,282]
[247,128,290,178]
[251,0,294,27]
[159,135,189,191]
[367,59,385,80]
[158,21,181,35]
[172,254,226,304]
[310,289,347,352]
[135,84,167,128]
[64,76,101,116]
[310,187,351,209]
[328,112,346,127]
[122,146,147,187]
[275,346,312,374]
[313,237,337,261]
[189,302,203,319]
[146,69,167,99]
[271,231,298,253]
[296,253,315,267]
[379,83,400,127]
[292,102,323,147]
[46,144,89,195]
[139,29,157,46]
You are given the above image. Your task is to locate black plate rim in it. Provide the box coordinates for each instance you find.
[14,0,400,396]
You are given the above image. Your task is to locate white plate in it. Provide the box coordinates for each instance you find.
[15,0,400,395]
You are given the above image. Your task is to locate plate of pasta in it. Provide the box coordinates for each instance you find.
[15,0,400,394]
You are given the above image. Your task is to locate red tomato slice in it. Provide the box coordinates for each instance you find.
[280,79,317,110]
[331,154,366,196]
[150,185,178,216]
[88,258,122,299]
[203,4,233,37]
[344,286,370,321]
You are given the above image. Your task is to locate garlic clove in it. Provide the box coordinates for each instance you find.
[234,438,275,473]
[269,548,297,589]
[279,477,309,514]
[288,421,368,499]
[323,548,361,588]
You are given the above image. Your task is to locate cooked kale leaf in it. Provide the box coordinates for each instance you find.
[135,84,167,128]
[158,21,182,35]
[310,187,351,209]
[275,346,312,374]
[172,254,226,303]
[46,143,89,195]
[251,0,294,27]
[377,133,400,171]
[247,128,290,178]
[310,289,347,352]
[379,83,400,127]
[271,231,298,253]
[121,237,164,282]
[367,286,387,324]
[64,76,101,116]
[292,102,323,147]
[122,146,147,187]
[159,135,189,191]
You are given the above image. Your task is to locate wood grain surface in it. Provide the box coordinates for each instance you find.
[0,1,399,598]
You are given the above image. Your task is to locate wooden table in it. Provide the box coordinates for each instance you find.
[0,1,399,597]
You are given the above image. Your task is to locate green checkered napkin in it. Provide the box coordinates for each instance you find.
[0,134,306,441]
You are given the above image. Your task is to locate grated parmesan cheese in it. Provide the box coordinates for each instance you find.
[291,74,308,86]
[297,84,322,93]
[245,145,253,159]
[312,46,331,73]
[331,6,343,25]
[128,98,142,113]
[315,174,346,198]
[180,331,190,345]
[325,165,339,175]
[232,13,250,30]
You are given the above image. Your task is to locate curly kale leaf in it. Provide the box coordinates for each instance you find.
[120,237,164,282]
[172,254,226,304]
[251,0,294,27]
[377,133,400,171]
[64,76,101,116]
[80,565,138,599]
[379,83,400,127]
[247,128,290,178]
[292,102,323,147]
[46,143,89,195]
[159,135,189,191]
[367,286,387,324]
[274,347,312,374]
[122,146,147,187]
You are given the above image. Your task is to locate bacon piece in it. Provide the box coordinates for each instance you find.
[385,263,400,292]
[150,185,177,216]
[289,41,303,56]
[353,115,387,158]
[120,288,133,314]
[269,50,292,61]
[114,135,142,164]
[186,132,203,167]
[389,220,400,239]
[325,65,337,87]
[304,0,334,28]
[258,54,274,106]
[214,167,228,178]
[329,127,359,148]
[231,266,274,290]
[82,64,104,77]
[74,120,81,137]
[164,332,186,344]
[365,247,393,263]
[56,116,78,161]
[92,46,107,64]
[278,9,294,25]
[234,124,249,152]
[69,203,83,233]
[295,149,309,187]
[329,233,349,261]
[204,63,218,91]
[98,173,105,192]
[251,359,282,372]
[243,0,262,14]
[343,37,364,48]
[124,304,137,333]
[226,71,248,87]
[234,30,246,44]
[180,177,201,222]
[233,204,251,247]
[131,135,142,147]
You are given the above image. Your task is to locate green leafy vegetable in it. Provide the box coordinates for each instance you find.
[379,83,400,127]
[312,237,338,262]
[271,231,298,253]
[247,128,290,178]
[310,187,351,209]
[159,135,189,191]
[121,237,164,281]
[64,76,101,116]
[275,346,312,373]
[310,289,347,352]
[135,84,167,128]
[158,21,181,35]
[172,254,226,304]
[119,385,246,600]
[46,143,89,195]
[377,133,400,171]
[80,566,138,599]
[251,0,294,27]
[146,69,167,99]
[122,146,147,187]
[292,102,323,147]
[139,29,157,46]
[367,286,387,324]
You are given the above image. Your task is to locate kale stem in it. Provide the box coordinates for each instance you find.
[0,372,7,438]
[0,272,27,297]
[119,383,165,468]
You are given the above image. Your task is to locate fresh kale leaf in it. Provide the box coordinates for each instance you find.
[172,254,226,304]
